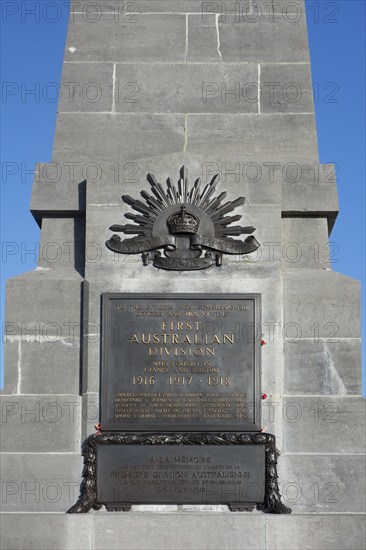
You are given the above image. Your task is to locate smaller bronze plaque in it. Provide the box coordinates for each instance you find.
[96,445,265,506]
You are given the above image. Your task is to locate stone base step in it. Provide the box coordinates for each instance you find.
[1,512,365,550]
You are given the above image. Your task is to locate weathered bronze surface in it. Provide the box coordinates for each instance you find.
[101,293,261,432]
[97,445,265,506]
[67,432,292,514]
[105,166,260,270]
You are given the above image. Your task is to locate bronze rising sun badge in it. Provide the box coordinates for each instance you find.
[106,166,260,270]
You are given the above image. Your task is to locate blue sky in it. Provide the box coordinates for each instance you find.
[1,0,365,394]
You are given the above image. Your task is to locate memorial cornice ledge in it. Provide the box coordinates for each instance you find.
[30,152,338,233]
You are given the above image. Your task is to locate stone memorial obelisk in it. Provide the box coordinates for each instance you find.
[1,1,365,549]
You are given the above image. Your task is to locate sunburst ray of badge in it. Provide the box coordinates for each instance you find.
[109,166,256,240]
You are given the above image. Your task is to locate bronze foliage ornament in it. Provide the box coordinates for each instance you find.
[67,432,291,514]
[106,166,260,270]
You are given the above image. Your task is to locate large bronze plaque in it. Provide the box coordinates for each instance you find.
[101,293,261,431]
[96,445,265,506]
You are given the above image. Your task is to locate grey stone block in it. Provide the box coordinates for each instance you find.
[188,13,310,63]
[186,114,319,161]
[90,153,337,216]
[244,205,281,263]
[1,339,18,394]
[115,63,258,113]
[86,205,125,264]
[0,453,83,512]
[282,396,366,453]
[282,162,339,229]
[81,392,99,441]
[70,0,118,13]
[130,0,207,12]
[70,0,306,15]
[30,154,337,223]
[188,14,221,62]
[81,333,101,394]
[1,512,364,550]
[84,260,282,307]
[0,395,81,452]
[92,513,265,549]
[58,62,113,112]
[281,218,330,270]
[31,153,334,224]
[65,14,186,62]
[16,339,81,395]
[5,271,83,338]
[38,217,85,271]
[0,514,91,550]
[52,113,185,165]
[283,271,361,339]
[83,261,283,303]
[265,514,366,550]
[70,0,206,13]
[82,154,338,218]
[85,152,281,207]
[285,339,362,395]
[31,165,86,217]
[253,0,306,14]
[278,454,366,513]
[260,63,314,113]
[283,161,337,186]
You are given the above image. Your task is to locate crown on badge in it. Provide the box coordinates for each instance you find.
[167,205,200,235]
